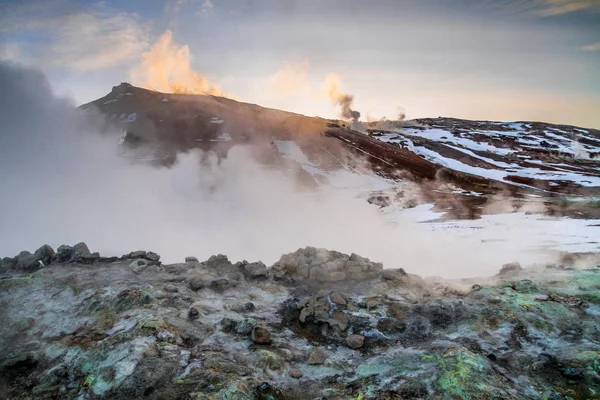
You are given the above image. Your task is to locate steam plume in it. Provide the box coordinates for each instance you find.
[323,74,361,122]
[131,30,233,98]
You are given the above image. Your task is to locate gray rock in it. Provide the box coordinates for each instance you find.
[499,262,523,275]
[129,259,148,274]
[290,368,303,379]
[15,251,42,271]
[205,254,232,268]
[381,268,407,281]
[244,261,268,278]
[309,266,329,281]
[73,242,91,258]
[0,257,16,271]
[307,347,326,365]
[128,250,147,259]
[146,252,160,262]
[236,318,258,335]
[163,285,178,293]
[33,245,55,266]
[330,271,346,281]
[346,334,365,349]
[514,279,538,293]
[330,292,347,306]
[348,271,380,281]
[189,275,215,291]
[251,326,272,345]
[185,256,199,263]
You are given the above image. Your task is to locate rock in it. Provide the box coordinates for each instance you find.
[15,251,42,272]
[128,250,147,258]
[307,347,326,365]
[185,256,199,263]
[220,318,237,333]
[236,318,258,335]
[188,307,200,320]
[251,326,272,345]
[244,262,268,279]
[146,252,160,262]
[0,257,16,271]
[164,285,178,293]
[348,271,380,281]
[289,368,303,379]
[205,254,231,268]
[330,292,347,306]
[256,382,284,400]
[129,259,148,274]
[381,268,407,281]
[73,242,91,258]
[189,275,215,291]
[329,310,349,331]
[346,334,365,349]
[499,262,522,275]
[330,271,346,281]
[33,245,55,266]
[514,279,538,293]
[299,307,313,323]
[211,273,241,291]
[309,266,329,281]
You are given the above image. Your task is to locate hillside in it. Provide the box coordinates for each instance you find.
[81,83,600,219]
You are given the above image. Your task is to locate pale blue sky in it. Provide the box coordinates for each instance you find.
[1,0,599,127]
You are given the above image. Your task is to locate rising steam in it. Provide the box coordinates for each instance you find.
[323,73,361,122]
[131,30,233,98]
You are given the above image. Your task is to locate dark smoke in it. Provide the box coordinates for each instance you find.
[336,93,361,122]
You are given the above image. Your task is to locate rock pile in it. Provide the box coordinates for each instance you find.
[272,247,384,282]
[1,244,599,399]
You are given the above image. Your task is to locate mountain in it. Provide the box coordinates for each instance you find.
[80,83,600,219]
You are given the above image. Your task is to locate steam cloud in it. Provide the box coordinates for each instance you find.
[131,30,233,98]
[323,73,361,122]
[1,61,577,279]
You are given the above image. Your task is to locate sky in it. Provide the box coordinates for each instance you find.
[1,0,599,127]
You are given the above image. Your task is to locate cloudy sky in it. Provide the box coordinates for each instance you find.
[1,0,599,127]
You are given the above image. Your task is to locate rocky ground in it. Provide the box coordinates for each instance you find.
[1,244,600,399]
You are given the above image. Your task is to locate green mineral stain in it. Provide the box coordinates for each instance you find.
[83,374,96,388]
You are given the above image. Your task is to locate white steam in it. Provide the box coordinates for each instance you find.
[0,62,580,279]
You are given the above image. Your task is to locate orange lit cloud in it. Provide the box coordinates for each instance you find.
[131,30,234,98]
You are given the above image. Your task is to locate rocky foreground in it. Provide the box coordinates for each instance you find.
[1,244,600,399]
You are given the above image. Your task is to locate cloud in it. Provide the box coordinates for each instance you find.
[0,2,150,71]
[48,12,151,71]
[581,41,600,51]
[130,30,233,97]
[198,0,215,16]
[473,0,600,17]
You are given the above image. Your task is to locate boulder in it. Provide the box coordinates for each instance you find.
[128,250,147,259]
[244,262,268,279]
[236,318,258,335]
[346,334,365,349]
[307,347,326,365]
[330,292,347,306]
[15,251,41,271]
[499,262,523,276]
[185,256,199,263]
[189,275,215,291]
[33,245,54,266]
[330,272,347,281]
[289,368,303,379]
[251,326,272,345]
[381,268,407,281]
[129,259,148,274]
[146,252,160,262]
[205,254,232,268]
